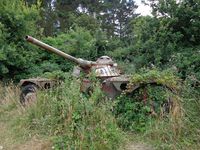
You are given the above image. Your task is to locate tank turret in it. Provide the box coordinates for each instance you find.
[25,36,120,77]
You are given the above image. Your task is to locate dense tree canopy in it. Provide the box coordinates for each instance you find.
[0,0,199,83]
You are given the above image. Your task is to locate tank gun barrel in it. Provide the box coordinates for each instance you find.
[25,35,96,68]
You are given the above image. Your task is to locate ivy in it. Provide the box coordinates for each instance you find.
[114,69,182,132]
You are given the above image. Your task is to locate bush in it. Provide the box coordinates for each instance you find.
[113,69,182,132]
[0,0,41,81]
[140,78,200,150]
[113,69,200,149]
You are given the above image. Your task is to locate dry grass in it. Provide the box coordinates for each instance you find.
[0,81,125,150]
[0,82,20,106]
[0,83,51,150]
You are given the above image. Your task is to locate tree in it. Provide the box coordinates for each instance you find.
[74,14,100,33]
[97,0,138,37]
[125,0,200,80]
[0,0,40,80]
[147,0,200,79]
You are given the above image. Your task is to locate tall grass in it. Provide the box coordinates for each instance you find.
[0,82,22,116]
[113,69,200,150]
[19,77,126,150]
[0,70,199,150]
[128,79,200,150]
[0,82,28,149]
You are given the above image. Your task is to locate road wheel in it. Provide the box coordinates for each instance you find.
[20,84,38,106]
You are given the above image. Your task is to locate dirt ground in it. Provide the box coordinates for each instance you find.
[125,142,154,150]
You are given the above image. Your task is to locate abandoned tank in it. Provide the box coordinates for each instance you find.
[20,35,175,114]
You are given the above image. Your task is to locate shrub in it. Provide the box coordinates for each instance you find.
[113,69,200,149]
[113,69,182,132]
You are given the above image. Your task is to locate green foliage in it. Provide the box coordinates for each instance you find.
[129,69,180,90]
[24,27,98,78]
[124,16,182,68]
[75,14,100,33]
[20,76,125,149]
[25,27,124,79]
[140,78,200,150]
[1,0,200,149]
[112,68,200,149]
[131,0,200,80]
[169,47,200,80]
[25,0,138,37]
[115,0,200,82]
[114,69,181,132]
[45,27,96,59]
[0,0,40,80]
[149,0,200,45]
